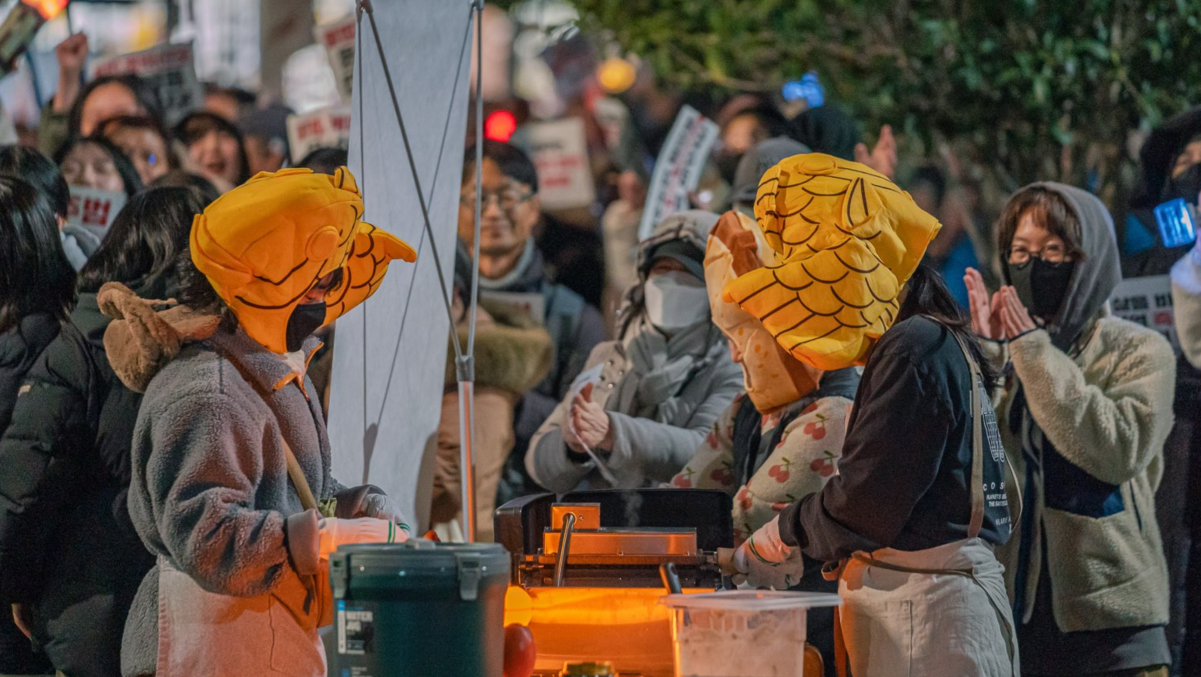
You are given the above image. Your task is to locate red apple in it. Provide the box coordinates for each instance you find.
[503,624,536,677]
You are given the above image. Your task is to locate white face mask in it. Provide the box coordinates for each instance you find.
[643,271,710,333]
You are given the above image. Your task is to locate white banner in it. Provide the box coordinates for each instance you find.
[90,43,202,125]
[65,186,126,240]
[287,106,352,164]
[330,0,475,528]
[521,117,595,211]
[638,104,719,239]
[1110,275,1180,353]
[317,15,357,103]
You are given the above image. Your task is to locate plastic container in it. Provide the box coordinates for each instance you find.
[329,541,510,677]
[660,591,840,677]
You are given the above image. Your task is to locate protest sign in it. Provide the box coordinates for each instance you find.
[91,43,202,125]
[287,106,351,163]
[520,117,595,211]
[1110,275,1179,352]
[638,104,719,239]
[66,186,126,240]
[317,15,356,103]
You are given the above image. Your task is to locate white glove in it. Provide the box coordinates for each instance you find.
[732,515,804,590]
[318,516,407,560]
[361,493,412,536]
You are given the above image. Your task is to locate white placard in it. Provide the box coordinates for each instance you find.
[520,117,595,211]
[65,186,126,240]
[637,104,719,239]
[90,43,202,125]
[287,106,352,164]
[1110,275,1180,352]
[317,15,357,103]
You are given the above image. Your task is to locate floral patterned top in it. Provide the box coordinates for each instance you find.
[672,392,853,543]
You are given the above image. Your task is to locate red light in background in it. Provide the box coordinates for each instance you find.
[485,110,517,142]
[23,0,68,20]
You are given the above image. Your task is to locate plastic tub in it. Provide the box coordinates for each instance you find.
[660,591,840,677]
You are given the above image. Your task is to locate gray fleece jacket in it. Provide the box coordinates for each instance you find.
[120,326,376,676]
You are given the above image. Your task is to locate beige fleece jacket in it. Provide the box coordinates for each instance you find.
[990,316,1176,632]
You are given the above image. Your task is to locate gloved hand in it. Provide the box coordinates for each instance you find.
[318,516,407,559]
[731,515,804,590]
[361,493,412,536]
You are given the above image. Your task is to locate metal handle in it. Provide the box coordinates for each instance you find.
[553,512,576,587]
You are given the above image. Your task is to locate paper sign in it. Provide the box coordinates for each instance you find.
[478,290,545,325]
[90,43,202,125]
[287,106,352,164]
[638,105,719,240]
[66,186,126,240]
[1110,275,1180,353]
[520,117,595,211]
[317,15,356,103]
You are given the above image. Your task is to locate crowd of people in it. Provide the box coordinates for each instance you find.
[1,26,1201,677]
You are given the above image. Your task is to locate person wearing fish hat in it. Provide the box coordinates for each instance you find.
[723,153,1019,677]
[111,167,416,677]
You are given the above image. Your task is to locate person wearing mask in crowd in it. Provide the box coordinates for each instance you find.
[725,154,1016,676]
[239,103,293,175]
[99,116,175,186]
[430,246,553,541]
[55,135,143,200]
[0,187,204,677]
[175,111,252,193]
[711,97,791,186]
[0,176,75,677]
[671,209,857,674]
[39,34,163,157]
[458,141,606,504]
[0,144,99,271]
[965,183,1176,677]
[527,211,742,492]
[116,168,415,677]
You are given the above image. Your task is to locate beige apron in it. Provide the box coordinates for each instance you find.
[828,332,1020,677]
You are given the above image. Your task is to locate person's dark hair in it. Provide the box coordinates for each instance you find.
[297,147,349,174]
[896,264,997,391]
[462,140,539,193]
[175,250,238,332]
[0,144,70,217]
[53,135,144,198]
[150,170,220,207]
[996,185,1084,261]
[0,176,75,332]
[67,74,163,138]
[725,102,790,139]
[76,186,205,297]
[174,111,252,185]
[99,115,178,170]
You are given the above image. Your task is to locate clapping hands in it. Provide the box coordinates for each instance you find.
[964,268,1037,341]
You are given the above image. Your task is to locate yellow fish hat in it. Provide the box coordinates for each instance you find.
[190,166,416,353]
[723,153,941,370]
[707,210,822,413]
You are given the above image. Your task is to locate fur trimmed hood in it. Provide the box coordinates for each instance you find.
[445,299,553,394]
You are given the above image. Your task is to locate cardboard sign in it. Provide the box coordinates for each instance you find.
[66,186,126,240]
[479,290,545,325]
[1110,275,1180,353]
[287,106,352,164]
[317,15,356,103]
[90,43,202,125]
[520,117,595,211]
[638,105,719,239]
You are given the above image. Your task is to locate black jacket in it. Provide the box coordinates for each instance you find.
[0,293,154,677]
[781,316,1012,560]
[0,311,60,674]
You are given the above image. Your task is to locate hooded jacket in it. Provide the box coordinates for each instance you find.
[0,294,153,677]
[526,211,743,493]
[990,183,1176,636]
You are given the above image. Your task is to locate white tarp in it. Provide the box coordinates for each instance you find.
[328,1,475,526]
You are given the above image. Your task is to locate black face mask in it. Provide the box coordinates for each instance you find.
[285,302,327,352]
[1164,163,1201,205]
[1007,258,1076,320]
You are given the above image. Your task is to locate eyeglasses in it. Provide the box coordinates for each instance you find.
[1005,244,1072,265]
[459,187,533,212]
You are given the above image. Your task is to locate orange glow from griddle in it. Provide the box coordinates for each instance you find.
[23,0,68,20]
